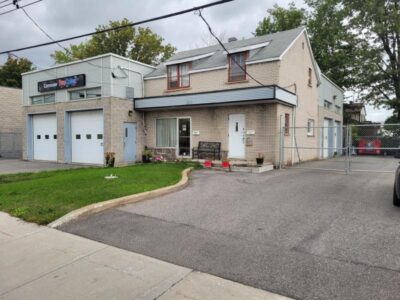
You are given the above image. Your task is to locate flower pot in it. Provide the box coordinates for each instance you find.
[142,155,151,163]
[256,157,264,166]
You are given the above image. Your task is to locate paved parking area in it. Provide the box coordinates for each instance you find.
[0,159,82,174]
[61,157,400,300]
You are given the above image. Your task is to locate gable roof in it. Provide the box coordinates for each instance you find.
[145,27,306,79]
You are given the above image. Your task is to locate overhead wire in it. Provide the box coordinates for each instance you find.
[0,0,41,16]
[0,0,233,54]
[195,9,265,87]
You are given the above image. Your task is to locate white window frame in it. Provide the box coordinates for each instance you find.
[155,116,192,157]
[307,119,315,137]
[30,93,55,105]
[69,87,101,101]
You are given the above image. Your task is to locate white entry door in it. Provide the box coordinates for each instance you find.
[33,114,57,161]
[71,110,104,164]
[323,119,330,158]
[228,114,245,159]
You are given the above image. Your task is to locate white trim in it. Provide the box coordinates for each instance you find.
[155,116,192,157]
[246,57,280,65]
[144,75,167,80]
[164,52,215,66]
[278,28,306,60]
[22,53,156,76]
[189,65,228,74]
[223,41,270,54]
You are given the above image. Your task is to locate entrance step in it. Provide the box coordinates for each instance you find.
[191,159,274,174]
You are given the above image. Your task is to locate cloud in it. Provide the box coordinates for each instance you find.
[0,0,303,66]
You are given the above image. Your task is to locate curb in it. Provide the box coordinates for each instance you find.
[48,167,193,228]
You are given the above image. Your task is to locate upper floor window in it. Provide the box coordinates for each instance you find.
[228,52,248,82]
[31,94,55,105]
[308,68,312,87]
[335,105,341,114]
[167,63,190,90]
[324,100,332,110]
[70,87,101,100]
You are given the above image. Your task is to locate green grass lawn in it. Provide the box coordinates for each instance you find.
[0,163,196,225]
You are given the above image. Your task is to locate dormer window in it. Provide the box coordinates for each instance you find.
[167,63,190,90]
[228,52,248,82]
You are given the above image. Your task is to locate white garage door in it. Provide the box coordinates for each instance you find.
[71,110,104,164]
[33,114,57,161]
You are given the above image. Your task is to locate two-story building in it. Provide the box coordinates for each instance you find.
[318,74,344,158]
[21,27,343,167]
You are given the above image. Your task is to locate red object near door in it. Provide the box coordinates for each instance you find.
[204,160,212,168]
[222,161,230,168]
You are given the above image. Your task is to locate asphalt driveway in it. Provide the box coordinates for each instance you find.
[61,158,400,300]
[0,159,83,174]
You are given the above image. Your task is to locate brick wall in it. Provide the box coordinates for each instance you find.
[144,62,280,97]
[22,97,143,166]
[144,103,280,164]
[0,86,23,133]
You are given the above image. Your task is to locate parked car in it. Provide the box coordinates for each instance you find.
[394,163,400,206]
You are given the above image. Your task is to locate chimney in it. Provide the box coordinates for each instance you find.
[228,37,237,42]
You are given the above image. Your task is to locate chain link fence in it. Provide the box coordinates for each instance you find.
[0,131,22,159]
[280,123,400,174]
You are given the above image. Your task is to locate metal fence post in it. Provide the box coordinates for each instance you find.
[345,125,349,175]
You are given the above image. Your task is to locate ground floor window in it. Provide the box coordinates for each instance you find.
[307,119,315,136]
[156,118,177,147]
[284,113,290,135]
[156,117,191,156]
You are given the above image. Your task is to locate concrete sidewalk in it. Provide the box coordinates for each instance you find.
[0,212,291,300]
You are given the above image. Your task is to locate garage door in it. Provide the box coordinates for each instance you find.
[71,110,104,164]
[33,114,57,161]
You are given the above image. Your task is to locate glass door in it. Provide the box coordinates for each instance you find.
[178,118,191,156]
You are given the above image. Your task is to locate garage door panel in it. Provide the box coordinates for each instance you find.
[71,110,104,164]
[33,114,57,161]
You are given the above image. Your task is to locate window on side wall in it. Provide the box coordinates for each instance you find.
[308,68,312,87]
[228,52,247,82]
[307,119,315,136]
[284,113,290,135]
[70,87,101,100]
[167,63,190,90]
[156,118,177,147]
[31,94,55,105]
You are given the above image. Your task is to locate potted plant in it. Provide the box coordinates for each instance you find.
[105,152,115,167]
[256,153,264,166]
[142,146,152,163]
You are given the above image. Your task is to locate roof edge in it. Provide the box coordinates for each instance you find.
[22,53,156,76]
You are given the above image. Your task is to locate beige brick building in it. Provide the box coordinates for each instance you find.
[21,28,343,167]
[0,86,23,158]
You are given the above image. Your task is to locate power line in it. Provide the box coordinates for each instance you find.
[20,7,69,52]
[0,0,233,55]
[195,9,264,87]
[0,0,42,16]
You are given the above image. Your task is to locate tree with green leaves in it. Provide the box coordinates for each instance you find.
[254,2,307,36]
[0,56,35,88]
[343,0,400,119]
[305,0,358,89]
[51,19,176,65]
[254,1,357,89]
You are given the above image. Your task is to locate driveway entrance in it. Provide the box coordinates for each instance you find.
[61,168,400,300]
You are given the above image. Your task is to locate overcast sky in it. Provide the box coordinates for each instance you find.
[0,0,391,122]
